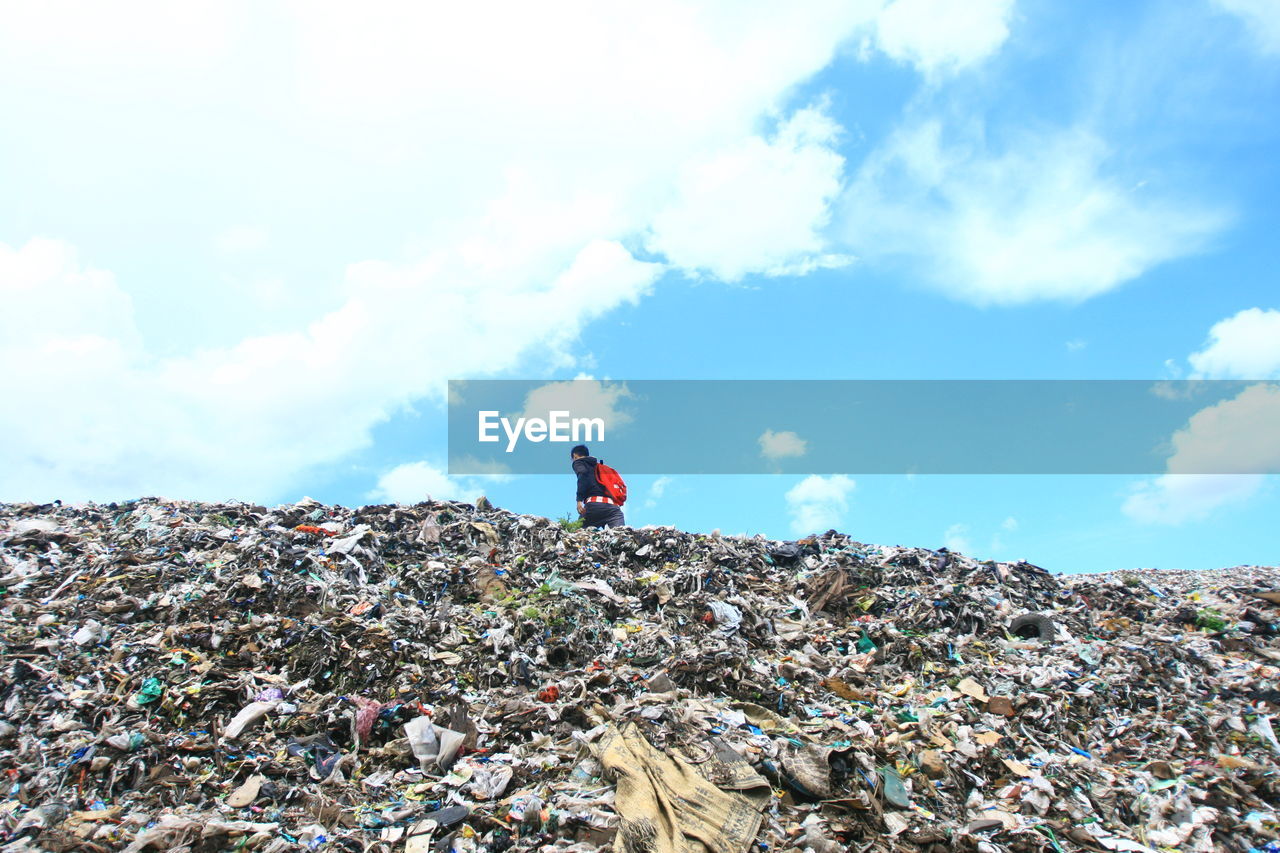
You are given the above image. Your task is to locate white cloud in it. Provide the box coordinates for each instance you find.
[1123,474,1266,525]
[0,1,231,67]
[215,226,269,254]
[989,516,1018,552]
[942,518,1018,555]
[841,121,1228,304]
[1126,307,1280,524]
[1164,383,1280,475]
[943,522,972,552]
[0,3,1035,501]
[1188,307,1280,379]
[758,429,809,460]
[369,461,486,505]
[1213,0,1280,53]
[874,0,1016,76]
[785,474,855,534]
[1066,339,1088,352]
[0,236,659,501]
[644,475,674,509]
[0,239,137,351]
[516,378,634,441]
[647,105,851,282]
[1123,383,1280,523]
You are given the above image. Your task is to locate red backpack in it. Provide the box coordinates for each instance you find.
[595,460,628,506]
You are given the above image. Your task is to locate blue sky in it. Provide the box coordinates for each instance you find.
[2,0,1278,572]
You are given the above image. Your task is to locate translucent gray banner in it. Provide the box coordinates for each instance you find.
[447,379,1280,474]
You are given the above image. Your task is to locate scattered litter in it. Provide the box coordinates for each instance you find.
[1,499,1278,851]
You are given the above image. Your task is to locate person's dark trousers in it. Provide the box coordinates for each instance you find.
[582,502,625,529]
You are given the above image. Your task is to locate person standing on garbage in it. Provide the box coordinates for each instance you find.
[571,444,626,529]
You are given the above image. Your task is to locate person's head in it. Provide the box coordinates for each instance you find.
[571,444,589,460]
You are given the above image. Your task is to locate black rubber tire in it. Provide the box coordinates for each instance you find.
[1009,612,1056,642]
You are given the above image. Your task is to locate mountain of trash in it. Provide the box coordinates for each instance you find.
[1,497,1278,853]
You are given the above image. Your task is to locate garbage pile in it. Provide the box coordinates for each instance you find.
[1,497,1277,853]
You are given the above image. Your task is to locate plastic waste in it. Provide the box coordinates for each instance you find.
[0,496,1276,852]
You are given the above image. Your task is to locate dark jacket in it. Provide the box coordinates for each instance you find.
[573,456,607,502]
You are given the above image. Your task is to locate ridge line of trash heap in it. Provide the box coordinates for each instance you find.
[1,497,1278,853]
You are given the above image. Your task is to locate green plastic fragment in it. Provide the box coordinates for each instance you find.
[879,767,910,808]
[1033,825,1066,853]
[133,677,163,704]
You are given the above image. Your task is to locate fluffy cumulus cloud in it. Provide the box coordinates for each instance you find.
[0,235,659,501]
[873,0,1016,76]
[758,429,808,460]
[1188,308,1280,379]
[840,121,1228,304]
[0,241,153,497]
[1213,0,1280,54]
[516,378,634,438]
[1123,380,1280,524]
[1126,308,1280,523]
[785,474,855,534]
[1161,383,1280,475]
[369,461,488,505]
[647,106,851,282]
[0,239,137,352]
[0,2,1037,501]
